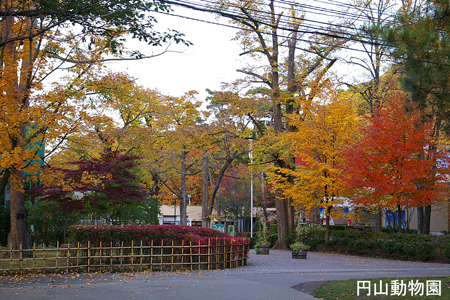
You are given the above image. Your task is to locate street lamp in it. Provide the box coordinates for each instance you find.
[186,194,191,224]
[173,194,178,225]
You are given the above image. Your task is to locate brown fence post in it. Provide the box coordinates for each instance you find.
[32,243,36,270]
[207,239,211,270]
[99,241,103,272]
[43,243,46,273]
[150,240,154,272]
[161,240,164,270]
[87,241,90,273]
[19,243,23,276]
[140,240,143,272]
[131,240,134,269]
[181,240,184,267]
[189,241,193,271]
[171,240,174,272]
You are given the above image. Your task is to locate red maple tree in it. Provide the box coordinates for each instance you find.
[342,89,450,230]
[30,150,150,213]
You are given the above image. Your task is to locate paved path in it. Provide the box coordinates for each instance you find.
[1,250,449,300]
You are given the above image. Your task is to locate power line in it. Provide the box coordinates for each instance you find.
[159,0,450,67]
[163,0,393,48]
[154,10,388,56]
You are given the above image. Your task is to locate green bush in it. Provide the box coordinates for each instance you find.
[401,243,416,257]
[329,225,347,231]
[0,206,10,247]
[365,241,377,251]
[325,239,338,249]
[444,246,450,260]
[337,238,351,248]
[269,223,277,235]
[253,221,263,233]
[348,239,368,255]
[304,238,325,250]
[416,242,434,261]
[268,234,278,247]
[383,241,402,254]
[27,199,85,245]
[382,227,394,234]
[285,233,296,248]
[308,229,326,239]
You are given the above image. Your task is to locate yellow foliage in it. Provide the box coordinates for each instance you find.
[269,80,361,219]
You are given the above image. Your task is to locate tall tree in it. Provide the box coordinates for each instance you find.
[384,0,450,233]
[214,0,342,248]
[199,90,253,227]
[1,0,189,254]
[342,84,450,232]
[271,80,360,242]
[345,0,399,231]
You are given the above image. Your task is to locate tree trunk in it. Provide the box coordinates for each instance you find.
[423,205,431,234]
[417,206,424,234]
[325,206,331,242]
[201,154,209,228]
[397,204,402,233]
[312,207,321,224]
[373,210,382,232]
[8,169,32,258]
[273,189,288,249]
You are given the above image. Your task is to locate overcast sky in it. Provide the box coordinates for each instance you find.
[107,5,371,104]
[110,7,245,102]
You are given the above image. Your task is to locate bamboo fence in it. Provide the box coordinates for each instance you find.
[0,239,250,275]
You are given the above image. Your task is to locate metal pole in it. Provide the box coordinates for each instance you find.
[250,173,253,238]
[173,194,177,225]
[250,141,253,238]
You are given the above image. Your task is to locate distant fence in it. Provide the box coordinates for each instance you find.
[0,239,250,275]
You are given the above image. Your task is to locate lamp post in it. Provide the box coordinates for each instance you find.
[173,194,178,225]
[187,194,191,225]
[250,142,253,238]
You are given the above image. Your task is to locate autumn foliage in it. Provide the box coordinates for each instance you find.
[68,225,249,252]
[271,84,359,214]
[342,87,450,210]
[30,150,149,212]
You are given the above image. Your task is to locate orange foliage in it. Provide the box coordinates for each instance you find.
[342,87,450,209]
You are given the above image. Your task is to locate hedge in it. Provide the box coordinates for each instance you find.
[68,225,243,246]
[304,229,450,262]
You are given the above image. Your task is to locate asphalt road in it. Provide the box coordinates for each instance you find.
[1,250,449,300]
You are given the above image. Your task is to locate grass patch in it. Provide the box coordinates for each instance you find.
[315,276,449,300]
[0,247,61,271]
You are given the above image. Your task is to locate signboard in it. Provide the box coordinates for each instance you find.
[227,225,235,236]
[212,224,225,232]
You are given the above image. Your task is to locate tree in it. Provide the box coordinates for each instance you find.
[385,0,450,233]
[271,80,360,242]
[1,0,189,254]
[342,85,450,232]
[214,0,343,248]
[199,90,253,228]
[144,92,206,226]
[30,150,153,224]
[218,164,259,233]
[345,0,400,232]
[386,0,450,132]
[26,199,85,245]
